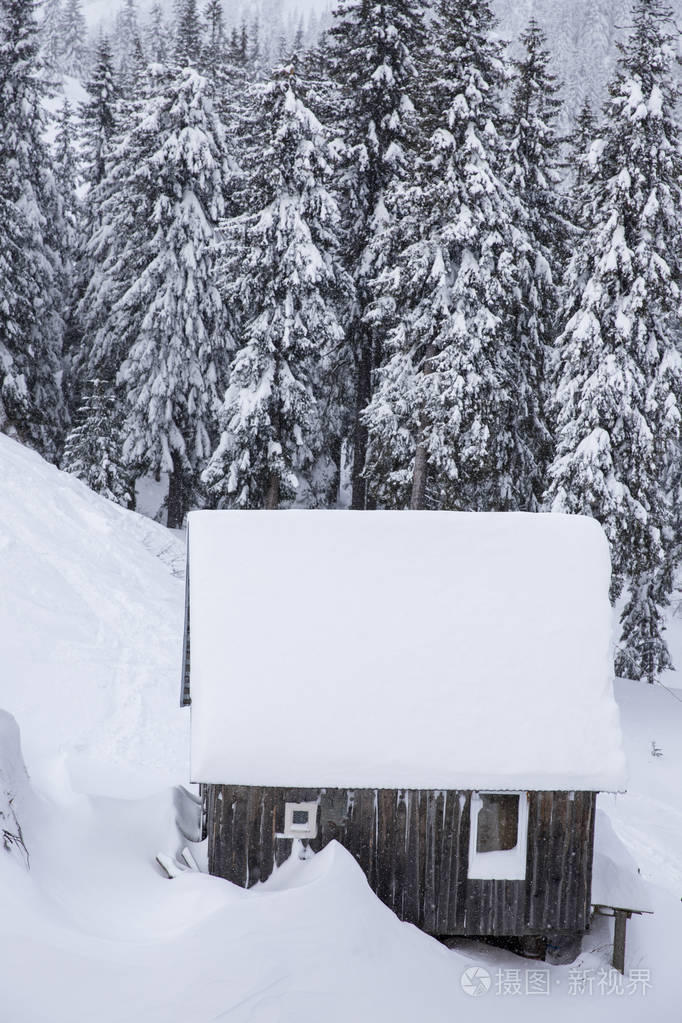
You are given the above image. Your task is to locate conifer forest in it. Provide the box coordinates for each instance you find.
[1,0,681,685]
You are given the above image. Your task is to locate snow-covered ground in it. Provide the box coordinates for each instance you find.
[0,435,187,793]
[0,434,680,1021]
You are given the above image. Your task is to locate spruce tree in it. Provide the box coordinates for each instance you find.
[62,379,132,505]
[247,17,261,78]
[567,97,599,194]
[115,0,139,92]
[203,62,350,510]
[545,0,682,683]
[202,0,226,77]
[363,0,530,512]
[504,18,566,509]
[60,0,86,78]
[80,35,118,187]
[73,35,120,420]
[175,0,201,68]
[54,100,80,206]
[237,22,248,69]
[0,0,68,457]
[39,0,63,72]
[144,3,171,65]
[325,0,426,508]
[103,67,233,527]
[53,99,81,403]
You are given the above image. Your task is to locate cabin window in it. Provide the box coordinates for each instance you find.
[476,794,519,853]
[468,791,528,880]
[282,801,318,839]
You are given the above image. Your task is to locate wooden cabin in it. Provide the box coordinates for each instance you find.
[180,510,626,962]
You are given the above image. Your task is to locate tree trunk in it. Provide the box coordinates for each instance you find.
[409,345,438,511]
[167,454,186,529]
[410,443,429,510]
[265,473,280,509]
[351,336,373,510]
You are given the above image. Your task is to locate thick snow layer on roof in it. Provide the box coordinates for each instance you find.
[187,510,626,791]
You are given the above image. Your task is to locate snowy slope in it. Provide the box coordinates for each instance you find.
[0,435,681,1021]
[0,689,681,1023]
[0,434,187,794]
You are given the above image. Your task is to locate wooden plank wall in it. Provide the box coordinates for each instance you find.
[525,790,596,934]
[207,786,596,937]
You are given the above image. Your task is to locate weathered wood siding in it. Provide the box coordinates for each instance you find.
[179,557,191,707]
[206,786,596,937]
[525,790,596,933]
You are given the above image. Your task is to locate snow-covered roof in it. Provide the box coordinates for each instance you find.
[186,510,627,791]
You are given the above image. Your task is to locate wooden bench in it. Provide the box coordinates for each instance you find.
[592,903,653,973]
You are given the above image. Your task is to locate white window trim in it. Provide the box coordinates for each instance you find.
[281,801,318,840]
[468,791,529,881]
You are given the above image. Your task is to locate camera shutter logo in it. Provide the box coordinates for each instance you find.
[461,966,492,997]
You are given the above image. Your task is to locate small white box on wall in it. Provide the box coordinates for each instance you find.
[282,801,318,839]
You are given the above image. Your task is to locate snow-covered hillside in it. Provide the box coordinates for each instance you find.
[0,434,187,794]
[0,435,681,1021]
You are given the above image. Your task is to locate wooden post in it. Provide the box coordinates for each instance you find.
[612,910,628,973]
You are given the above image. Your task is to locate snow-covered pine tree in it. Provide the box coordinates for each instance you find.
[108,67,234,527]
[363,0,530,511]
[199,0,245,111]
[62,379,132,504]
[115,0,140,92]
[203,62,351,510]
[0,185,34,441]
[39,0,64,72]
[247,17,262,78]
[174,0,202,68]
[0,0,68,457]
[80,34,118,187]
[545,0,682,683]
[202,0,226,77]
[566,97,599,194]
[504,18,566,509]
[325,0,426,508]
[77,56,140,403]
[128,33,150,96]
[237,22,249,69]
[291,18,305,59]
[72,33,120,420]
[59,0,86,78]
[144,3,171,65]
[578,0,613,110]
[54,100,79,206]
[52,99,81,409]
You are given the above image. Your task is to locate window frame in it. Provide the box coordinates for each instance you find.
[467,790,529,881]
[282,800,318,839]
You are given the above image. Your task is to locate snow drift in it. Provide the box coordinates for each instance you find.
[0,435,681,1021]
[0,710,30,869]
[0,433,187,791]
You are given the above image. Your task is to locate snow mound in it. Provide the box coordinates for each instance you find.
[0,435,187,792]
[0,710,30,869]
[592,810,653,912]
[0,435,680,1020]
